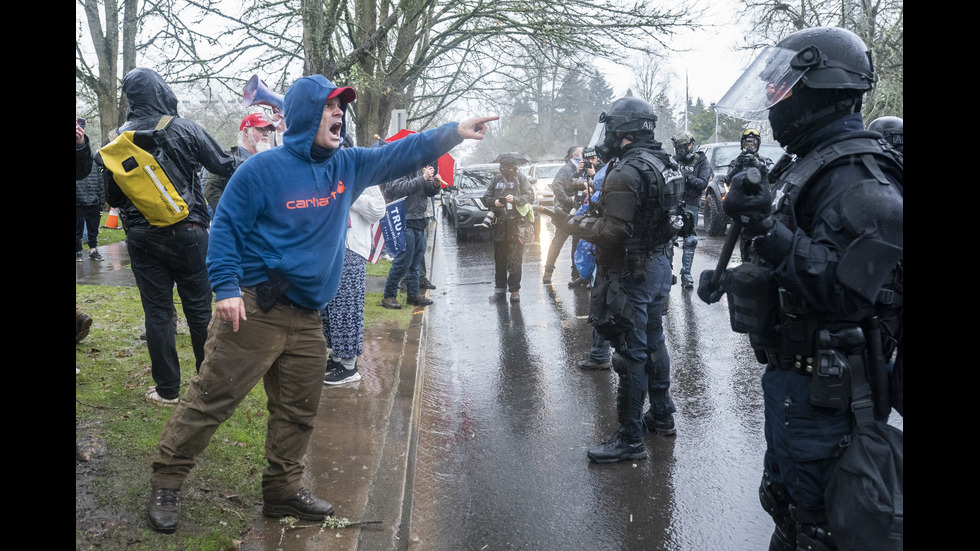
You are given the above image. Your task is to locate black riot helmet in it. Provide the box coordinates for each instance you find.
[595,97,657,160]
[868,116,903,153]
[716,27,875,149]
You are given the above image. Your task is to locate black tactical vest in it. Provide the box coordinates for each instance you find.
[619,148,685,250]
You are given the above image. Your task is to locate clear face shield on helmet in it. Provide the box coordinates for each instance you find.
[716,46,809,121]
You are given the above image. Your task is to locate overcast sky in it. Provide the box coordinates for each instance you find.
[600,5,756,107]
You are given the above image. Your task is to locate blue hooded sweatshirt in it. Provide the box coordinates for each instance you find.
[207,75,463,309]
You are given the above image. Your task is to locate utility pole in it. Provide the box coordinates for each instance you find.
[684,70,689,132]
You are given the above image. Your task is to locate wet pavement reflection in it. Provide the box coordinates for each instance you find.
[406,212,901,550]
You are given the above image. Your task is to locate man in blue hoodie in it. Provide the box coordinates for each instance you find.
[146,73,496,534]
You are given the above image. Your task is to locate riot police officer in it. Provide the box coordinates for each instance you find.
[699,27,903,550]
[566,97,685,463]
[868,116,903,154]
[670,131,711,289]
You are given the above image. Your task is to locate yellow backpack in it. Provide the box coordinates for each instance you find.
[97,115,190,227]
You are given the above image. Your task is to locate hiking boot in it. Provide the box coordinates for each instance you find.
[420,277,437,290]
[490,290,506,301]
[407,294,433,306]
[76,251,84,262]
[145,388,179,407]
[542,267,554,284]
[510,291,520,302]
[324,364,361,385]
[147,488,180,534]
[587,431,647,463]
[577,358,612,370]
[643,412,677,436]
[76,311,93,344]
[89,249,104,261]
[263,487,334,521]
[381,296,401,309]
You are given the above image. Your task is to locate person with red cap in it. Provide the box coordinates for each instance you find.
[146,73,497,534]
[203,111,278,210]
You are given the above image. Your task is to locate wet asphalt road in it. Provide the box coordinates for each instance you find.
[404,210,902,551]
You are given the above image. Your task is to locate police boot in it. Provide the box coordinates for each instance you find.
[586,429,646,464]
[680,245,696,289]
[588,356,648,464]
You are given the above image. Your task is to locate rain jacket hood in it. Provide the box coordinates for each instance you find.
[281,75,350,163]
[122,68,180,122]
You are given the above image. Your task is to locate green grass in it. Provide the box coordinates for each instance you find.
[76,260,411,550]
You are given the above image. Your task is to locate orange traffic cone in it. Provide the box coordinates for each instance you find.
[102,207,122,229]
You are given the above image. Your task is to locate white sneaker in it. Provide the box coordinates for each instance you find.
[145,388,179,406]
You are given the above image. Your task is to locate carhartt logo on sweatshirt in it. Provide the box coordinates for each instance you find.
[285,181,347,209]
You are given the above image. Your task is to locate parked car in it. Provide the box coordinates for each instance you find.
[441,163,540,239]
[521,160,564,207]
[697,141,786,237]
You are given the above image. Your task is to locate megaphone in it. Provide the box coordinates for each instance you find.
[243,75,284,114]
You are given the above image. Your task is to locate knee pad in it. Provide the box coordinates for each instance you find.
[759,473,796,548]
[683,235,698,249]
[612,352,645,375]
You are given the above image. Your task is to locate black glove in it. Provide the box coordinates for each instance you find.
[697,269,727,304]
[565,214,597,238]
[723,168,773,236]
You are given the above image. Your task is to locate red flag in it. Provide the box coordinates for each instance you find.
[385,128,455,188]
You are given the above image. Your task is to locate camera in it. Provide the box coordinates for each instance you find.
[475,210,496,228]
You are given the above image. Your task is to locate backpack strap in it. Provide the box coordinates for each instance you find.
[105,115,174,143]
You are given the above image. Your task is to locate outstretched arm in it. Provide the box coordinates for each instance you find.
[457,116,499,140]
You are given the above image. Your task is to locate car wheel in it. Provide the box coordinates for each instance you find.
[705,193,728,237]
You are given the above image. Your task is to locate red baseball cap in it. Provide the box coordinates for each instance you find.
[327,86,357,104]
[239,112,276,131]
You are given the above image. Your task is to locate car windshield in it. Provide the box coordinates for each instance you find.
[456,169,497,191]
[534,164,562,179]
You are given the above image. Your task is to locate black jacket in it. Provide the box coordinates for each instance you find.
[481,170,535,242]
[203,146,251,211]
[677,150,711,205]
[550,159,586,214]
[76,136,93,181]
[76,154,105,207]
[101,68,239,229]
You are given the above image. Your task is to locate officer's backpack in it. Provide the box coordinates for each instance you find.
[96,115,190,227]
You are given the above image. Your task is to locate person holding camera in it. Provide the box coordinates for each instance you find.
[542,145,588,286]
[726,128,773,186]
[482,157,536,302]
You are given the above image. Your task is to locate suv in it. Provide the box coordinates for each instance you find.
[697,141,786,237]
[521,161,564,207]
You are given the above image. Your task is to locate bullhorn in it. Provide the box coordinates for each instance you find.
[243,75,284,114]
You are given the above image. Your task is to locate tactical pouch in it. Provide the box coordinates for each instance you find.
[810,347,852,409]
[589,276,635,343]
[726,263,778,334]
